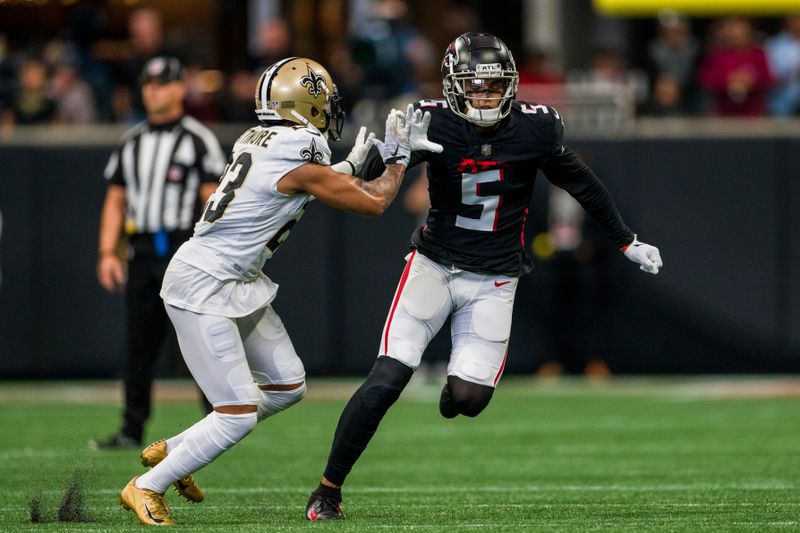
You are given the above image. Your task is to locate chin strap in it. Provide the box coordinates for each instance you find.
[289,110,313,129]
[464,102,505,127]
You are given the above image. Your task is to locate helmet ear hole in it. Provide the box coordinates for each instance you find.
[311,107,319,117]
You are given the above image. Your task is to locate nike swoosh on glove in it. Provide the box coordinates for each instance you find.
[331,126,375,175]
[373,109,412,166]
[622,236,663,274]
[406,103,443,153]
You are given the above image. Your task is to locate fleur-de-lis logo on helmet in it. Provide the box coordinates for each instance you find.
[300,139,324,163]
[300,65,327,98]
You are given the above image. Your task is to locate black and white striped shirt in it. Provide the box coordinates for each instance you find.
[104,115,226,234]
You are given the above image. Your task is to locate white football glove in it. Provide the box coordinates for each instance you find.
[406,103,443,153]
[373,109,411,166]
[622,235,663,274]
[331,126,375,175]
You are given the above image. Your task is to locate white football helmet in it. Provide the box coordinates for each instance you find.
[255,57,344,140]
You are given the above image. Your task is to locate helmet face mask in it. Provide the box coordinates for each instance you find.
[323,85,344,141]
[255,57,344,140]
[441,33,519,127]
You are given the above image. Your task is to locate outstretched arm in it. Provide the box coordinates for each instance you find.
[542,148,663,274]
[541,148,634,248]
[278,108,428,216]
[280,161,406,216]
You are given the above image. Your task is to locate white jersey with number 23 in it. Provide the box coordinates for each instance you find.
[161,124,331,317]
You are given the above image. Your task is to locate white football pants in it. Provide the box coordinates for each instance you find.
[136,304,305,494]
[379,250,518,387]
[165,304,306,407]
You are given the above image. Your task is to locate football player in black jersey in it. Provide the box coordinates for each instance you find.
[305,32,663,521]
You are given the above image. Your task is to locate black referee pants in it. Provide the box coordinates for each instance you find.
[121,252,212,441]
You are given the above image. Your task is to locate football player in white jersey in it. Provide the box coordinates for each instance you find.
[118,57,443,526]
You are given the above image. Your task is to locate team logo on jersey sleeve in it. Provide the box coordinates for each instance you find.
[300,65,327,97]
[300,138,324,163]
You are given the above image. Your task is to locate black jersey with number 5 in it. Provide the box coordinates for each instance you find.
[360,100,634,276]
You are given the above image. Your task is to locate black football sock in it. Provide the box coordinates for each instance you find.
[314,484,341,499]
[322,356,413,485]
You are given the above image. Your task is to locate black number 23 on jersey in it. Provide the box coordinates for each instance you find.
[202,152,252,223]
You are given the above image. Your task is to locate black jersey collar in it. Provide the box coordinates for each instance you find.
[147,116,183,131]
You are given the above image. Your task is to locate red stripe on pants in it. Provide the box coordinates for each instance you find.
[383,250,417,354]
[493,345,508,386]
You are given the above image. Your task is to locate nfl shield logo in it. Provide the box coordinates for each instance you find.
[481,143,492,156]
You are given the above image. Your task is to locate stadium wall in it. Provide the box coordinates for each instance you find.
[1,132,798,378]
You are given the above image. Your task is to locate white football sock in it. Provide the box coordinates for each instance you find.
[165,425,195,453]
[136,411,256,493]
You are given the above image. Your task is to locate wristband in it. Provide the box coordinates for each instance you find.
[331,160,356,175]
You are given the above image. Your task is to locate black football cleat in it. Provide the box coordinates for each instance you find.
[305,490,343,521]
[439,383,459,419]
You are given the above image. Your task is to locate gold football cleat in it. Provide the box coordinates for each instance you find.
[140,440,205,503]
[119,476,175,526]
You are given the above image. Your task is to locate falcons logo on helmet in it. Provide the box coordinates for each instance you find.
[442,41,457,70]
[300,65,327,98]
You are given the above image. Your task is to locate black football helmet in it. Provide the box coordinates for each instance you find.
[441,32,519,127]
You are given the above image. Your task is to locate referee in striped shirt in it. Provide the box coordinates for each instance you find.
[93,56,226,449]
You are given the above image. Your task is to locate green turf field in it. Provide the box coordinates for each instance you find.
[0,377,798,531]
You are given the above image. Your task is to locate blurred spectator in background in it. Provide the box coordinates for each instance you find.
[0,34,15,122]
[518,48,565,85]
[535,186,612,379]
[222,16,292,124]
[95,7,169,123]
[43,38,97,125]
[65,5,115,122]
[440,4,481,45]
[250,16,292,73]
[349,0,435,101]
[644,11,702,116]
[51,58,97,125]
[765,14,800,117]
[92,56,223,449]
[336,0,436,139]
[589,48,647,101]
[326,40,365,116]
[2,56,55,127]
[516,48,565,104]
[568,48,648,113]
[698,17,774,116]
[182,64,223,122]
[222,69,258,123]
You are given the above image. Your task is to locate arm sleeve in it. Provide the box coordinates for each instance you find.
[540,148,635,249]
[358,146,428,181]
